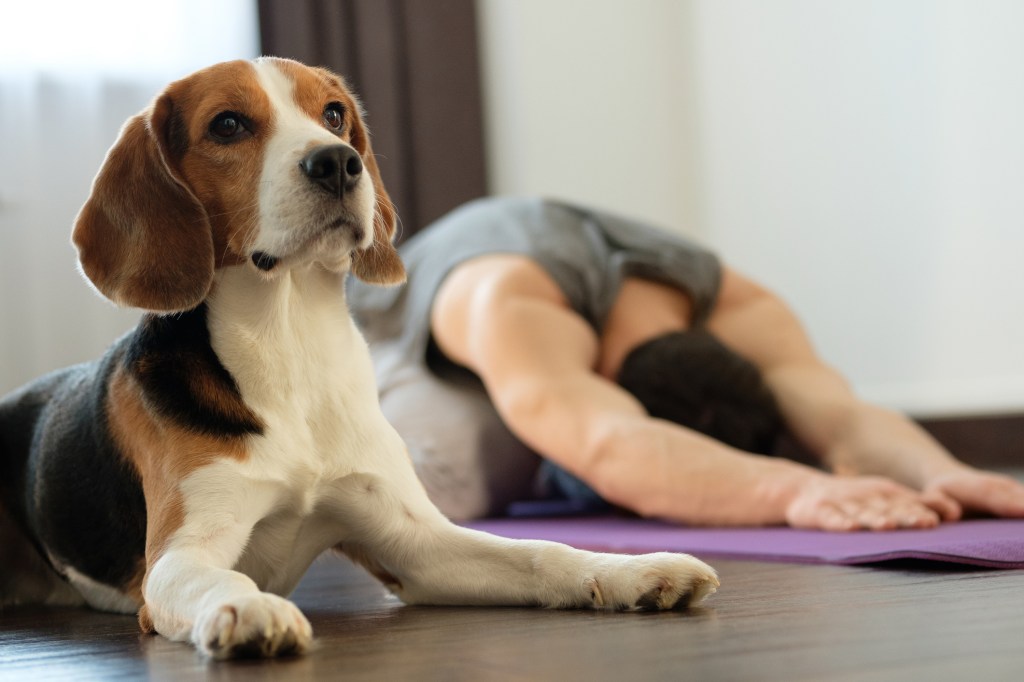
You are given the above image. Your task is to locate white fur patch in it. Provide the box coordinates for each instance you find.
[249,59,375,268]
[57,562,137,614]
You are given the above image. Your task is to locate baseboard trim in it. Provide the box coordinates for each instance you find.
[919,413,1024,468]
[775,412,1024,469]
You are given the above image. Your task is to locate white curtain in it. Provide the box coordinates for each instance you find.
[0,1,259,395]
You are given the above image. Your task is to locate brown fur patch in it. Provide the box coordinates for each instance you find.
[72,61,274,313]
[161,61,270,267]
[107,364,250,624]
[72,111,214,312]
[138,603,155,633]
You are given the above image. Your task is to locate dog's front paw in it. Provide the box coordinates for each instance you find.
[193,593,313,659]
[584,552,719,611]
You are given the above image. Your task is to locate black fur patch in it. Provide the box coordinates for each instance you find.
[2,351,146,590]
[162,99,190,161]
[125,305,263,437]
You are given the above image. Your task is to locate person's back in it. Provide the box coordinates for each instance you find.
[351,197,1024,528]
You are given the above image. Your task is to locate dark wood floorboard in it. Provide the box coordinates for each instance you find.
[4,470,1023,681]
[3,550,1024,681]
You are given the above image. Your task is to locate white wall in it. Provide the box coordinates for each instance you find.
[477,0,701,235]
[477,0,1024,417]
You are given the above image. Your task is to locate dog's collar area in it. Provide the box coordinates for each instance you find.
[252,252,279,271]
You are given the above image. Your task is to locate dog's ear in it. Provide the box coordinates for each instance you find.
[72,94,214,312]
[348,115,406,287]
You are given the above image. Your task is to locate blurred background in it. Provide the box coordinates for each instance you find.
[1,0,1022,420]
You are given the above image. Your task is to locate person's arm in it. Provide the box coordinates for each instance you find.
[431,256,950,529]
[707,267,1024,519]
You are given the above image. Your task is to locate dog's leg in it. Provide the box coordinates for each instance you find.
[331,471,718,611]
[145,553,312,659]
[142,479,313,659]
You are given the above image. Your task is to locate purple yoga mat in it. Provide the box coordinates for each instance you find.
[466,516,1024,568]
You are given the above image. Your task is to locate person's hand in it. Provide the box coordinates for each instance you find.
[924,466,1024,519]
[784,474,959,531]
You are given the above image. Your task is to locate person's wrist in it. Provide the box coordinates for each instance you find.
[920,460,973,489]
[759,459,828,523]
[818,402,872,472]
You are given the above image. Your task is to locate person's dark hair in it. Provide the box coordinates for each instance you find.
[616,330,782,454]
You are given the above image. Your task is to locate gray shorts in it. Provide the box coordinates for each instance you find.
[374,342,541,520]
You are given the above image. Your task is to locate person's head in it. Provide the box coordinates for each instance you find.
[616,330,782,454]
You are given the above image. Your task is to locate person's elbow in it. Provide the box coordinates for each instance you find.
[575,418,670,519]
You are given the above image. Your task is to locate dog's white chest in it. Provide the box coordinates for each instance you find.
[193,265,404,592]
[209,265,382,467]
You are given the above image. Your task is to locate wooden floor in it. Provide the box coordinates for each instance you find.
[2,549,1023,682]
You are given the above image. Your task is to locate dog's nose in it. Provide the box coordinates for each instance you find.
[300,144,363,197]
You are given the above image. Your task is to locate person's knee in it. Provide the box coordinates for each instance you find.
[405,442,492,521]
[379,374,539,520]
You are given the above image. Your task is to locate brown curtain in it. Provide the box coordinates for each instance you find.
[257,0,488,239]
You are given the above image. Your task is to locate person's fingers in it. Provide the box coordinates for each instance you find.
[920,489,962,522]
[841,492,942,531]
[789,477,962,532]
[927,471,1024,518]
[962,478,1024,517]
[905,508,940,528]
[856,507,895,531]
[837,497,893,530]
[890,501,940,529]
[819,507,857,531]
[793,501,856,531]
[989,482,1024,517]
[866,502,939,531]
[835,493,884,529]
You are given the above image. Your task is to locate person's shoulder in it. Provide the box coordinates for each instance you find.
[435,195,552,223]
[404,196,563,249]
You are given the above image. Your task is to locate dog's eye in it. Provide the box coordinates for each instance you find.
[209,112,248,142]
[323,103,345,131]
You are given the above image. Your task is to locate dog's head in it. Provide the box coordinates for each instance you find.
[73,57,405,313]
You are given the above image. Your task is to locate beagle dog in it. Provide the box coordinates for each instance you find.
[0,57,718,659]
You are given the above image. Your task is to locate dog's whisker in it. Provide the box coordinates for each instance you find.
[204,200,262,221]
[223,216,259,264]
